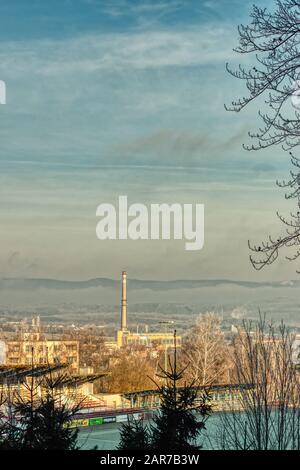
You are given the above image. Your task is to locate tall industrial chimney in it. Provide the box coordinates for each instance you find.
[121,271,127,331]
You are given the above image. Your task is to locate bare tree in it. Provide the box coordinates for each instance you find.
[104,347,157,393]
[249,152,300,270]
[226,1,300,272]
[182,313,231,387]
[217,315,300,450]
[226,0,300,151]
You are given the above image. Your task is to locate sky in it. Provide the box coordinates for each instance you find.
[0,0,295,283]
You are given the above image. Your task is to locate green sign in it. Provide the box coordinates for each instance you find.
[89,417,104,426]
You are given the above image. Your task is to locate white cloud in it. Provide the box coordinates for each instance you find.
[99,0,184,18]
[0,27,236,78]
[0,15,288,282]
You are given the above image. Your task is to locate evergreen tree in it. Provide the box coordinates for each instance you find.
[0,403,23,450]
[118,330,211,451]
[150,331,211,452]
[118,417,150,450]
[0,366,82,450]
[15,392,80,450]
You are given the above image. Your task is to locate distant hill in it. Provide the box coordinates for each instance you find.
[0,276,299,326]
[0,277,299,291]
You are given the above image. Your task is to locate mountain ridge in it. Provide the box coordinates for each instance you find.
[0,277,298,291]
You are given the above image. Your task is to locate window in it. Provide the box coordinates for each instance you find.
[67,357,76,364]
[10,358,19,364]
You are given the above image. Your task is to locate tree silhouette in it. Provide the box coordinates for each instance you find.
[150,331,211,452]
[118,330,211,451]
[0,362,82,450]
[226,0,300,272]
[118,417,150,451]
[14,388,80,450]
[218,314,300,450]
[226,0,300,151]
[249,152,300,270]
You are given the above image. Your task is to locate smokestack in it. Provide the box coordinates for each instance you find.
[121,271,127,331]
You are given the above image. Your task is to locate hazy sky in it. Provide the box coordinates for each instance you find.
[0,0,295,282]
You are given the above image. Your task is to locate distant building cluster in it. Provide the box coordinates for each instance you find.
[0,316,79,372]
[0,271,182,410]
[106,271,181,350]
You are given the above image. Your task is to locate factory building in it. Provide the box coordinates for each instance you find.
[114,271,181,349]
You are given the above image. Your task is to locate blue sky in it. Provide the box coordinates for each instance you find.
[1,0,293,282]
[0,1,257,40]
